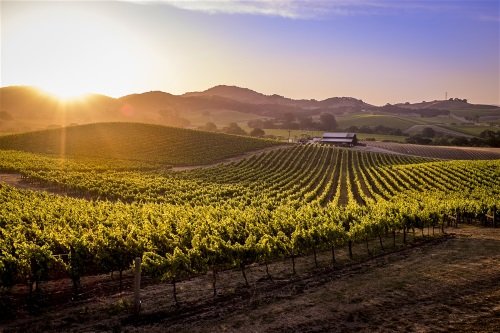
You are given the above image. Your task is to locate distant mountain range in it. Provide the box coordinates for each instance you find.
[0,85,498,134]
[184,85,370,110]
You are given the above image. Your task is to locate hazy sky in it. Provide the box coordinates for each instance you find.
[1,0,499,105]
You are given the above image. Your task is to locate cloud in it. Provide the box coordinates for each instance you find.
[124,0,307,18]
[121,1,498,21]
[123,0,402,19]
[162,0,304,18]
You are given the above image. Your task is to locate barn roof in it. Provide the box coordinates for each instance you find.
[322,132,356,138]
[320,132,357,144]
[321,138,355,143]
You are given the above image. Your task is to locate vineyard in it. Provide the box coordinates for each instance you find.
[0,147,497,207]
[1,141,499,320]
[364,141,500,160]
[0,123,279,166]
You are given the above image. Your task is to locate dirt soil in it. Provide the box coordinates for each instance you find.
[2,225,499,333]
[0,173,96,200]
[0,174,33,189]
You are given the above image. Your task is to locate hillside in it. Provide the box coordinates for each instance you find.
[0,122,279,166]
[396,99,500,111]
[0,86,311,133]
[0,86,124,133]
[120,91,305,117]
[2,86,499,138]
[183,85,372,110]
[364,141,500,160]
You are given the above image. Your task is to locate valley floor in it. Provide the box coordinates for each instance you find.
[2,225,499,332]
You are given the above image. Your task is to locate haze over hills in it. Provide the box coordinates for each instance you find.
[1,85,499,135]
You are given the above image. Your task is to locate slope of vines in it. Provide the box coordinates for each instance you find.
[2,147,497,207]
[365,141,500,160]
[0,145,499,304]
[0,123,279,166]
[0,182,498,295]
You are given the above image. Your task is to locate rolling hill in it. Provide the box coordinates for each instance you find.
[0,86,373,134]
[395,99,498,111]
[183,85,372,110]
[0,122,279,165]
[1,85,499,137]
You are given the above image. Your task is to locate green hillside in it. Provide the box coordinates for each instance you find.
[336,114,421,129]
[0,122,279,166]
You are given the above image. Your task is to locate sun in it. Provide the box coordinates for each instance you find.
[42,85,91,102]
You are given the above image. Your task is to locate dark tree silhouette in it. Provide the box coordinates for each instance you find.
[422,127,436,138]
[319,113,338,131]
[223,122,247,135]
[250,128,265,137]
[200,122,217,132]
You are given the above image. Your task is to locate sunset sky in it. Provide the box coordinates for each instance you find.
[1,0,499,105]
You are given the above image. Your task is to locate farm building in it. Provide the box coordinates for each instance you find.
[320,132,358,146]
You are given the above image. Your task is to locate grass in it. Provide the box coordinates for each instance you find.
[440,124,499,136]
[410,115,457,124]
[184,109,268,128]
[336,114,422,130]
[451,108,500,118]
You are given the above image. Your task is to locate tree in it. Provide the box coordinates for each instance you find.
[297,115,314,129]
[223,123,247,135]
[450,137,469,146]
[421,127,436,138]
[319,113,338,131]
[200,122,217,132]
[406,135,432,145]
[250,128,265,137]
[281,112,295,125]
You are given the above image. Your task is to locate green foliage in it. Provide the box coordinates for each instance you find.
[0,145,498,291]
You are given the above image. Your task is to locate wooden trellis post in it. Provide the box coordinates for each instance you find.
[493,207,497,228]
[134,257,141,314]
[487,207,497,228]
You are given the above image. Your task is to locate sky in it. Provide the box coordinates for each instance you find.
[1,0,499,105]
